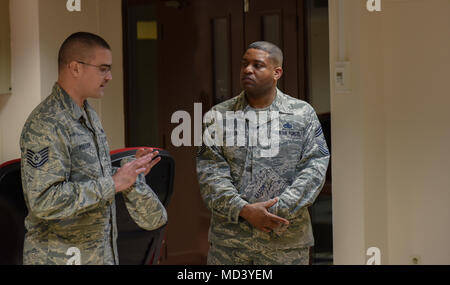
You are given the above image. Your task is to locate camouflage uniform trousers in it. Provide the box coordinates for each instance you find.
[207,243,310,265]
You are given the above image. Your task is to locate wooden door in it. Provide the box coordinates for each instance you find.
[123,0,308,264]
[244,0,305,99]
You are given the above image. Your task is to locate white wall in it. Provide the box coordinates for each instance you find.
[0,0,42,163]
[97,0,125,150]
[38,0,125,151]
[0,0,11,95]
[330,0,450,265]
[382,0,450,265]
[329,0,367,264]
[0,0,125,163]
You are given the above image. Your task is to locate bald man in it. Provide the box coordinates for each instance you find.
[197,41,329,265]
[20,32,167,265]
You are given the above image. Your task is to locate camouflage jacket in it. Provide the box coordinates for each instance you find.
[196,89,330,250]
[20,83,167,265]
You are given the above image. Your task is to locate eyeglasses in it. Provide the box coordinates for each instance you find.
[76,61,112,75]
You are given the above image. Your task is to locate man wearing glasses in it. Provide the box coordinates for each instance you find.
[20,32,167,265]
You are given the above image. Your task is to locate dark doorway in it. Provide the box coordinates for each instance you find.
[305,0,332,265]
[123,0,159,147]
[123,0,332,265]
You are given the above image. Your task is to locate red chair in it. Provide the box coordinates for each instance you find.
[0,147,175,265]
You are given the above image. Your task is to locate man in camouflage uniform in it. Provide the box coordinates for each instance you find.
[196,42,330,265]
[20,32,167,265]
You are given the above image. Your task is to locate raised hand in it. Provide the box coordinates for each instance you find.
[135,148,161,176]
[113,149,161,193]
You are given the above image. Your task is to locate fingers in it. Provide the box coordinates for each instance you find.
[136,147,153,158]
[135,167,147,175]
[267,212,289,226]
[120,150,160,179]
[258,219,288,233]
[134,151,160,176]
[252,209,289,233]
[259,218,287,233]
[263,197,279,209]
[133,151,159,168]
[148,156,161,169]
[261,197,289,226]
[268,220,287,230]
[114,149,160,193]
[123,154,153,169]
[137,156,161,175]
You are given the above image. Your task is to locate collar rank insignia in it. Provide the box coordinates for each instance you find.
[283,122,293,129]
[27,147,49,169]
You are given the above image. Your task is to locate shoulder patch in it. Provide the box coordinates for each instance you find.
[318,141,330,156]
[26,147,49,168]
[315,126,324,138]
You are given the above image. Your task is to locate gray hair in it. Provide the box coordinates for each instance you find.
[247,41,283,67]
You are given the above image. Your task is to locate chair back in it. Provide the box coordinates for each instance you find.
[0,159,26,265]
[110,148,175,264]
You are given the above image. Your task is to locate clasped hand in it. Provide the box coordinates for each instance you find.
[239,197,289,233]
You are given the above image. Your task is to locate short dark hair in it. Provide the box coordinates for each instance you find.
[247,41,283,67]
[58,32,111,72]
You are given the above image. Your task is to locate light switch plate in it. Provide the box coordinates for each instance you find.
[334,61,351,94]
